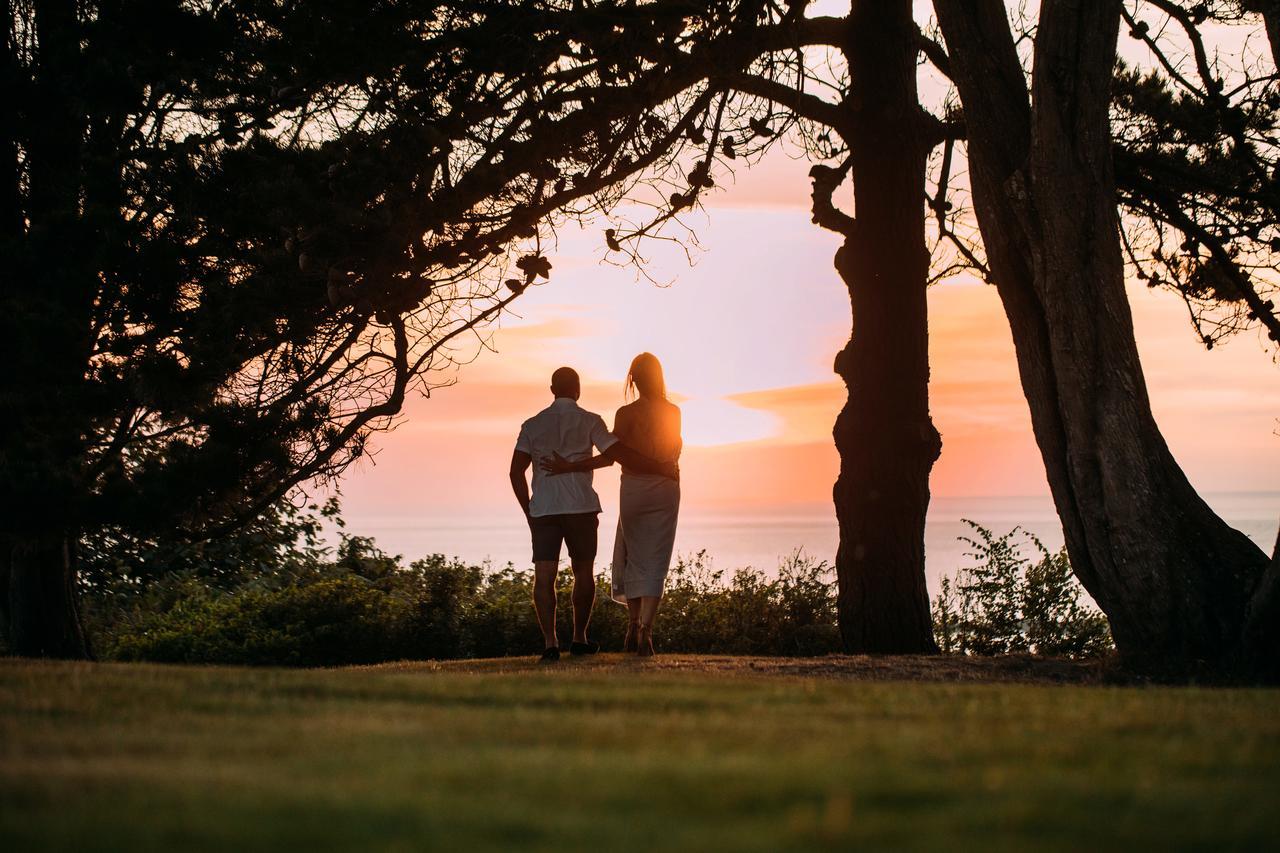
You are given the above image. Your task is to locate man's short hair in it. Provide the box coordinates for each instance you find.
[550,366,580,397]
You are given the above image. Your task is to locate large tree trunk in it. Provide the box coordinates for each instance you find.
[934,0,1272,674]
[830,0,940,653]
[7,536,88,658]
[1241,525,1280,677]
[1,0,94,658]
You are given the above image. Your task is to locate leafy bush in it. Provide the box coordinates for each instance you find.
[84,497,1110,665]
[657,551,841,656]
[932,522,1113,659]
[98,542,841,664]
[80,497,341,646]
[112,577,402,666]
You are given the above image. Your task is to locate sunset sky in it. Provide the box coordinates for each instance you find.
[331,4,1280,558]
[335,146,1280,538]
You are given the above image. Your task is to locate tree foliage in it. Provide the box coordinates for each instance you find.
[12,0,1276,663]
[929,0,1280,352]
[5,0,810,548]
[1113,0,1280,350]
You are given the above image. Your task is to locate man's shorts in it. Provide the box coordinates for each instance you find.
[530,512,599,563]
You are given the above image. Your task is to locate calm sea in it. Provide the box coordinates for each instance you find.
[339,491,1278,598]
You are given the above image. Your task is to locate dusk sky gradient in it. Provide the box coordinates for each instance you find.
[330,4,1280,557]
[335,148,1280,534]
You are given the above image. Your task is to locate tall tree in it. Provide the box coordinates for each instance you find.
[1110,1,1280,665]
[825,1,943,652]
[599,0,954,651]
[933,0,1275,674]
[2,0,789,657]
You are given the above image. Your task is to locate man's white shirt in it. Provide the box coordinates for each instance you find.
[515,397,619,517]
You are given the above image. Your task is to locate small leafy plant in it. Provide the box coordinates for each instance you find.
[932,522,1113,659]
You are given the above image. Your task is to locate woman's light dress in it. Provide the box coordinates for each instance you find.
[610,398,681,603]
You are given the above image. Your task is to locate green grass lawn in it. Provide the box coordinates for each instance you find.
[1,655,1277,852]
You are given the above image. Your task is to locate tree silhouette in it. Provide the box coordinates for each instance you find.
[598,0,1280,661]
[11,0,1276,668]
[934,0,1277,676]
[2,0,802,656]
[1111,1,1280,348]
[589,1,961,653]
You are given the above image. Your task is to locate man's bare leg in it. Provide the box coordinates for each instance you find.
[636,595,662,657]
[532,561,559,650]
[570,559,595,644]
[624,598,642,652]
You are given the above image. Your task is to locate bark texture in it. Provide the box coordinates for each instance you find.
[830,0,940,653]
[934,0,1272,672]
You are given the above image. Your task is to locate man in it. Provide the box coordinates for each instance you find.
[509,366,672,662]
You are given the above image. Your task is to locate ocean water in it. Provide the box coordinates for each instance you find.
[340,491,1278,598]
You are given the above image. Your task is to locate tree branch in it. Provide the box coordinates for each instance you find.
[726,72,847,131]
[1119,160,1280,342]
[917,28,952,79]
[808,160,856,236]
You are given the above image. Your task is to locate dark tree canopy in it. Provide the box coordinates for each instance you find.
[5,0,784,541]
[7,0,1277,668]
[4,0,855,654]
[1112,1,1280,349]
[926,0,1280,353]
[1,0,731,652]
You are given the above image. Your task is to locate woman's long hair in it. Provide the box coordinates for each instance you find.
[625,352,665,400]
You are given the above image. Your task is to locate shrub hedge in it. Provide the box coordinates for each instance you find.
[103,546,842,664]
[82,502,1111,665]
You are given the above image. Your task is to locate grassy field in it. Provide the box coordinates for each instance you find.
[1,655,1277,852]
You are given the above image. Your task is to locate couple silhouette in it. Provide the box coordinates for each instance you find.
[509,354,682,660]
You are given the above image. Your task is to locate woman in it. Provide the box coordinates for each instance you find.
[544,353,681,656]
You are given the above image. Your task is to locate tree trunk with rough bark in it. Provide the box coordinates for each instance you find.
[7,536,88,658]
[830,0,941,653]
[2,0,94,658]
[934,0,1273,675]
